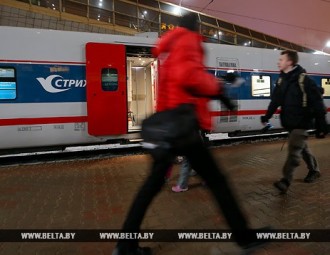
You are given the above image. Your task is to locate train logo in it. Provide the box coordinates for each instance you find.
[36,75,86,93]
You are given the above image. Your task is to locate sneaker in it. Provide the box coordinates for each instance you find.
[112,246,152,255]
[273,178,290,193]
[171,185,188,192]
[304,171,321,183]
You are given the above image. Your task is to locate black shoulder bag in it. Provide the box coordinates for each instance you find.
[141,104,199,150]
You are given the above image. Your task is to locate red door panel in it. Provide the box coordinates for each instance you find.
[86,43,127,136]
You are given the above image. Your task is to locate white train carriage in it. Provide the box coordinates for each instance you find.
[0,26,329,153]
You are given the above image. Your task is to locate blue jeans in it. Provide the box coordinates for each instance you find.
[177,157,191,189]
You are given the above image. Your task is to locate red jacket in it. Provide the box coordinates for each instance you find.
[152,27,222,131]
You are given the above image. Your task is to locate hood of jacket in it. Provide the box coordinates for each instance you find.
[152,27,202,57]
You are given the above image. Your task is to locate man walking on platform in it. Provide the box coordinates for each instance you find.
[261,50,328,193]
[112,12,270,255]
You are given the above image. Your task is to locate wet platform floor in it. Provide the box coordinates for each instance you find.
[0,137,330,255]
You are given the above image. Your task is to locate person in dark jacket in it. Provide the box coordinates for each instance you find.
[261,50,328,193]
[112,12,269,255]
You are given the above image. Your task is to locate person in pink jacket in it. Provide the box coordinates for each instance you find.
[112,12,269,255]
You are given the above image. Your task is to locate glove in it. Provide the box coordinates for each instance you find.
[314,115,328,139]
[218,94,237,111]
[315,131,326,139]
[221,72,239,83]
[260,115,268,123]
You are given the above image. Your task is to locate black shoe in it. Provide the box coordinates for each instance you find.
[241,240,269,255]
[273,178,290,193]
[304,171,321,183]
[112,246,152,255]
[240,226,272,255]
[241,239,270,255]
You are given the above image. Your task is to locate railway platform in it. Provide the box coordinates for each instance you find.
[0,136,330,255]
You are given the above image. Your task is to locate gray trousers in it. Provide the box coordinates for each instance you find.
[282,129,319,182]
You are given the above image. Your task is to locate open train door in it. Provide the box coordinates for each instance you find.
[86,43,127,136]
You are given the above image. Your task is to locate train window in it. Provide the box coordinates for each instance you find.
[321,78,330,97]
[0,67,17,100]
[101,68,118,91]
[251,75,271,97]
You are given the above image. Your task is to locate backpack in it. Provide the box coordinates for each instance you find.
[277,73,328,137]
[277,73,307,104]
[276,73,317,114]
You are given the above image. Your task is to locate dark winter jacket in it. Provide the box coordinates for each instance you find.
[264,65,326,131]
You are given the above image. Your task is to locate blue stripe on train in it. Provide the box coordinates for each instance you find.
[0,63,324,103]
[0,63,86,103]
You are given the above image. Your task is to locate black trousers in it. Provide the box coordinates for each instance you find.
[118,132,249,249]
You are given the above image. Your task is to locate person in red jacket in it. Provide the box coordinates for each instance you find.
[112,13,269,255]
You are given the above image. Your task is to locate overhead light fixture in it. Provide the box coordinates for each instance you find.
[326,40,330,47]
[173,6,181,15]
[316,40,330,54]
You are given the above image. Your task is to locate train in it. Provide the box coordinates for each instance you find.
[1,26,329,154]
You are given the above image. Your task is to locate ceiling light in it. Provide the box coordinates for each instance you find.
[173,6,181,15]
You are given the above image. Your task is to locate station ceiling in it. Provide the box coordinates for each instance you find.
[165,0,330,53]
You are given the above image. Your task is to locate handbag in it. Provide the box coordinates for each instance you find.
[141,104,199,150]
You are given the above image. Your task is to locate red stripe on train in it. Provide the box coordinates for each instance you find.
[210,108,330,117]
[0,116,88,126]
[0,59,85,65]
[210,110,268,116]
[0,108,329,126]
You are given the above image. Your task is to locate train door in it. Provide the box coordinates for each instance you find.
[86,43,127,136]
[126,47,157,132]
